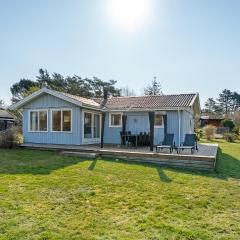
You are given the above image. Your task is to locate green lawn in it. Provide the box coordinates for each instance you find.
[0,140,239,240]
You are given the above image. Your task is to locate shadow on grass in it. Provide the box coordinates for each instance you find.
[0,148,89,175]
[215,148,240,180]
[156,168,172,183]
[98,145,240,181]
[88,159,97,171]
[0,146,239,180]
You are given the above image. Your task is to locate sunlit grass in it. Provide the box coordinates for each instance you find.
[0,140,239,239]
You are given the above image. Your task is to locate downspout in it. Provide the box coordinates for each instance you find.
[178,107,181,146]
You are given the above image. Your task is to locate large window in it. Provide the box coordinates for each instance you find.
[154,114,164,127]
[29,110,48,132]
[109,113,122,127]
[51,109,72,132]
[84,112,101,139]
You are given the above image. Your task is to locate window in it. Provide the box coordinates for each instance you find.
[29,110,48,132]
[110,113,122,127]
[51,109,72,132]
[84,112,92,138]
[83,112,101,139]
[154,114,164,127]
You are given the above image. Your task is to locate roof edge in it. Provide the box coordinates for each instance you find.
[9,88,84,110]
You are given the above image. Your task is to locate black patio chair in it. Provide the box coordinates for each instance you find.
[145,133,150,146]
[142,132,147,146]
[177,134,198,154]
[156,134,174,153]
[138,132,143,146]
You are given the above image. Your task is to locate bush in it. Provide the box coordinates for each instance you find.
[0,127,21,148]
[222,119,235,131]
[223,133,238,142]
[204,125,216,140]
[232,122,240,136]
[195,128,203,141]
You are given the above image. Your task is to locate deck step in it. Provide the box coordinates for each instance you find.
[60,151,98,159]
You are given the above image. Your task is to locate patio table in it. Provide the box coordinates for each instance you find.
[121,134,139,148]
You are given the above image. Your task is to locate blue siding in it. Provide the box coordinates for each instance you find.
[181,110,194,140]
[21,93,194,146]
[23,93,82,145]
[103,112,164,145]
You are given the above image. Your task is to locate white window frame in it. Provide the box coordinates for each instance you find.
[50,108,72,133]
[82,110,102,142]
[154,113,164,128]
[109,113,122,127]
[28,109,48,132]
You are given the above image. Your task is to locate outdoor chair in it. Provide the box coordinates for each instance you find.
[177,134,198,154]
[138,132,143,146]
[142,133,147,146]
[156,134,174,153]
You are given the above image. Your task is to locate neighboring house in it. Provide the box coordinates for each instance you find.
[200,115,224,127]
[9,88,200,149]
[0,109,15,131]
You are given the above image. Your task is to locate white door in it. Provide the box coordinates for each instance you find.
[83,111,101,144]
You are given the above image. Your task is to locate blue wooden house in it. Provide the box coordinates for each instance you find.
[9,88,200,150]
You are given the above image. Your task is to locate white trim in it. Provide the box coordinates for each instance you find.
[50,108,72,133]
[109,112,123,128]
[189,93,198,107]
[178,107,181,146]
[9,88,85,111]
[82,110,102,144]
[154,113,164,128]
[28,109,48,133]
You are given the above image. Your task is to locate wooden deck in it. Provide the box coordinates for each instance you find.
[21,143,218,171]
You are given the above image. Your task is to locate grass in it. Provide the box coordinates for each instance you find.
[0,140,239,240]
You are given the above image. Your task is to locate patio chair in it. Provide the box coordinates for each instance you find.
[156,134,174,153]
[142,132,147,146]
[177,134,198,154]
[137,132,143,146]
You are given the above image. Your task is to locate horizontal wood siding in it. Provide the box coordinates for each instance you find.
[23,93,82,145]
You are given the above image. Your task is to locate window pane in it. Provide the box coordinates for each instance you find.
[39,111,47,131]
[63,110,71,132]
[111,114,121,126]
[52,111,61,131]
[93,114,100,138]
[30,111,38,131]
[84,113,92,138]
[155,114,163,126]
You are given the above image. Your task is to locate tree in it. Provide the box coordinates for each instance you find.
[10,69,121,103]
[120,85,136,96]
[204,98,217,114]
[10,79,39,103]
[218,89,233,114]
[144,77,163,96]
[231,92,240,111]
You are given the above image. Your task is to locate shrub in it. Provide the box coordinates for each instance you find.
[0,127,21,148]
[223,133,238,142]
[222,119,235,131]
[232,122,240,136]
[204,125,216,140]
[195,128,203,141]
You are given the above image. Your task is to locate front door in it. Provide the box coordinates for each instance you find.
[83,111,101,144]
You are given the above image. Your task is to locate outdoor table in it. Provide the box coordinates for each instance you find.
[122,134,139,148]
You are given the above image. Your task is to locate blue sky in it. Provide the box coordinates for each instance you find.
[0,0,239,106]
